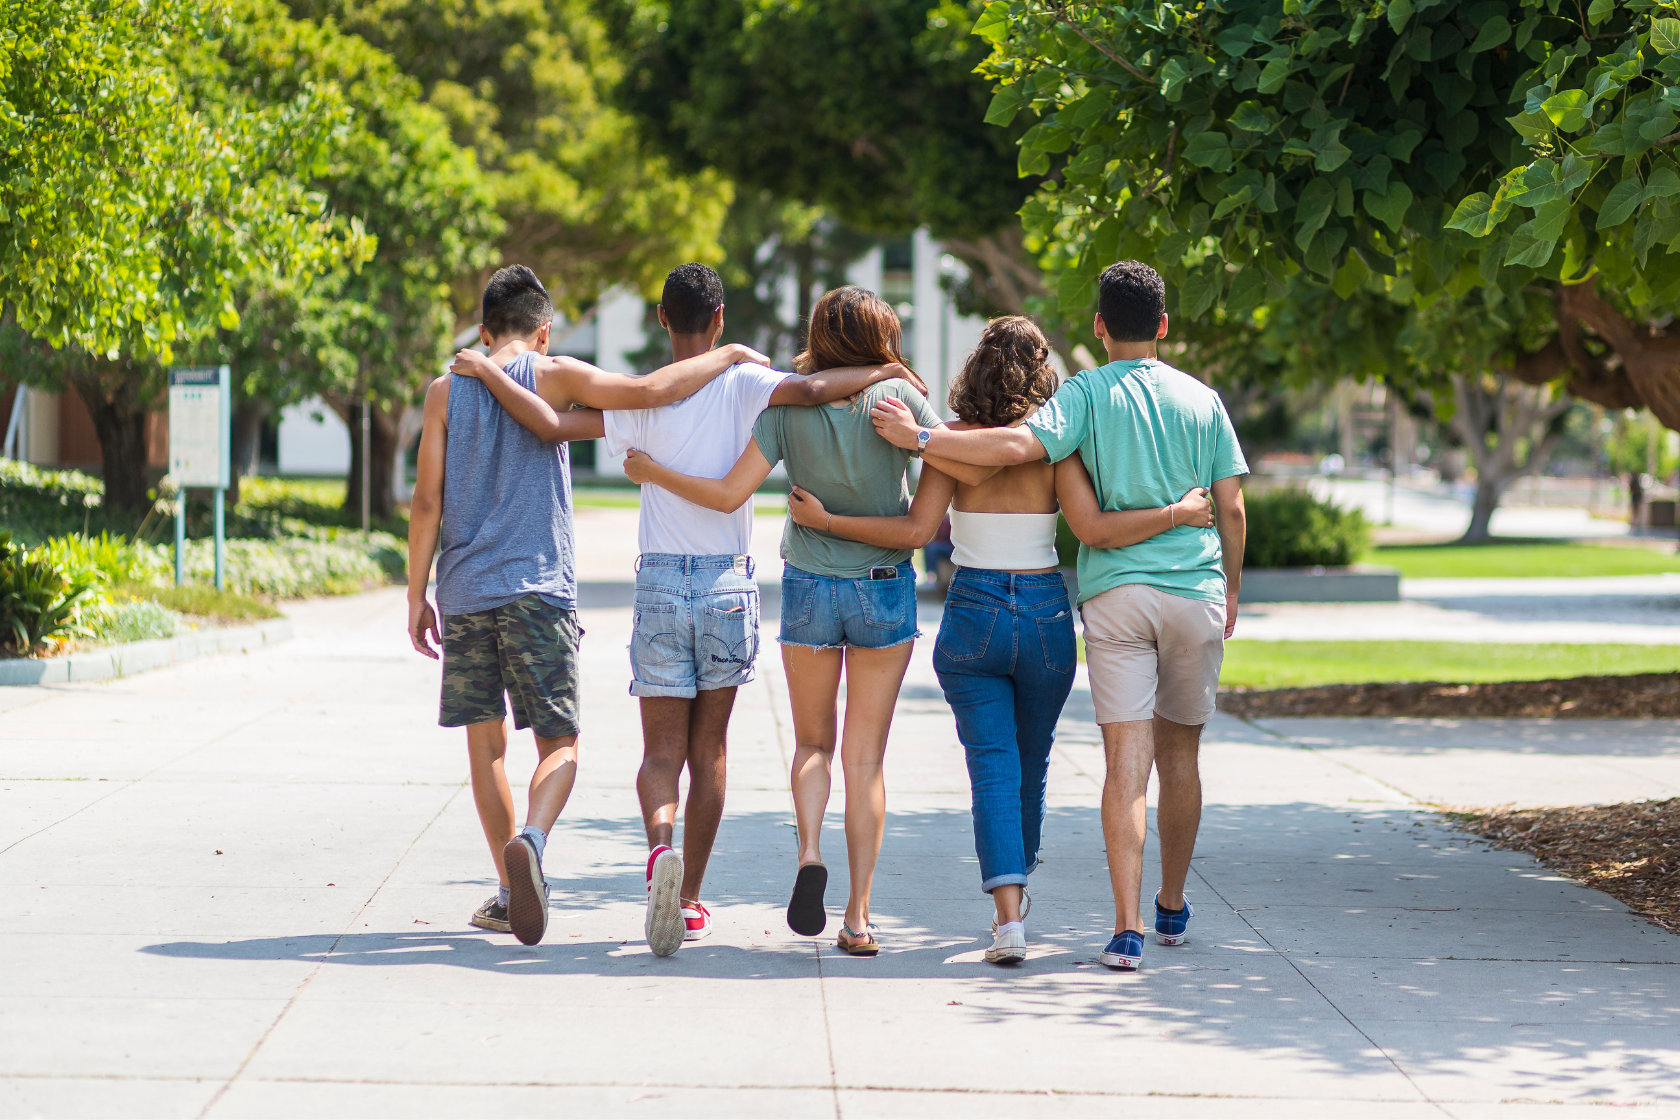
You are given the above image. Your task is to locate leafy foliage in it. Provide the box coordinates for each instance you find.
[0,0,372,363]
[977,0,1680,325]
[0,532,101,654]
[1242,488,1369,569]
[290,0,732,307]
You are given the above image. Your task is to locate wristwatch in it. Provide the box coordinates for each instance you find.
[916,427,932,452]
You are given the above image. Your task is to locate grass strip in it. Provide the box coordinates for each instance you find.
[1219,640,1680,690]
[1370,540,1680,579]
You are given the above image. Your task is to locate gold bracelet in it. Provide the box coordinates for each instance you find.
[1169,504,1175,529]
[825,513,833,533]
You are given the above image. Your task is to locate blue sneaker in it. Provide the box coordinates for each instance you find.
[1154,894,1193,946]
[1099,930,1144,970]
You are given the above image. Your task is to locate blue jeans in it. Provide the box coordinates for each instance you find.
[933,569,1076,893]
[778,561,920,650]
[629,554,759,698]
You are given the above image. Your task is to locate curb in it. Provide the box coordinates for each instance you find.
[0,618,295,687]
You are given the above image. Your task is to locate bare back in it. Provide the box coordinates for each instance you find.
[948,418,1057,514]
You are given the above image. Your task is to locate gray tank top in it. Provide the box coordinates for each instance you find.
[436,350,575,614]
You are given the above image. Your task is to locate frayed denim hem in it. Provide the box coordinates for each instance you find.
[777,630,921,652]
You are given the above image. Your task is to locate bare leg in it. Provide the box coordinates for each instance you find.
[526,734,578,834]
[680,688,737,903]
[636,697,692,852]
[1101,719,1154,935]
[838,642,915,931]
[993,884,1023,925]
[783,644,843,867]
[466,719,516,886]
[1153,715,1203,911]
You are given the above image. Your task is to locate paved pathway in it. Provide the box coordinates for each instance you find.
[4,588,1680,1117]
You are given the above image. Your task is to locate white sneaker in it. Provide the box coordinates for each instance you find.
[645,846,685,957]
[986,922,1027,965]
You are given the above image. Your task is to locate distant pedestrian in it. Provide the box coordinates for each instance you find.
[790,314,1212,965]
[870,261,1248,971]
[410,264,758,946]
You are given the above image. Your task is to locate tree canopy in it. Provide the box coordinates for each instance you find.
[288,0,732,309]
[979,0,1680,425]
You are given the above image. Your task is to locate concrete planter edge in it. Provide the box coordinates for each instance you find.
[1239,565,1401,604]
[0,617,295,687]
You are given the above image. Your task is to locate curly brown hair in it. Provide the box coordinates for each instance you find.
[947,316,1058,428]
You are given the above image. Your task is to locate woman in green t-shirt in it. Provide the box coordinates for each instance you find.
[623,286,987,956]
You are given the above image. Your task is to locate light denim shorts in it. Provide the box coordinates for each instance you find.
[629,554,760,698]
[778,561,920,650]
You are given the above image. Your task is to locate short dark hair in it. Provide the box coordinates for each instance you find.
[661,263,725,335]
[1097,260,1166,342]
[481,265,553,339]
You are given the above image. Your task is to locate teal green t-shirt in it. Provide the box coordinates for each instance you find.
[752,379,941,577]
[1027,358,1248,605]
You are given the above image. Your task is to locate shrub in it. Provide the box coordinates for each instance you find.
[130,583,279,623]
[96,598,188,643]
[174,537,385,597]
[0,531,102,655]
[1243,489,1370,569]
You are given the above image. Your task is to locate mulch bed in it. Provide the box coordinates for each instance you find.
[1453,801,1680,935]
[1218,672,1680,719]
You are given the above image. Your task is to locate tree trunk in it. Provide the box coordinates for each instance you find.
[1463,478,1501,543]
[940,225,1083,375]
[228,397,270,509]
[795,236,816,350]
[335,397,401,522]
[64,359,154,515]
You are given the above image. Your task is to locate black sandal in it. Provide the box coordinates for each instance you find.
[786,862,828,936]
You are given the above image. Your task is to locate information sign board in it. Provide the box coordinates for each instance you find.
[168,366,230,488]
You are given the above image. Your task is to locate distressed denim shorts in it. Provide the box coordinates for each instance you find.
[778,561,920,650]
[629,553,760,698]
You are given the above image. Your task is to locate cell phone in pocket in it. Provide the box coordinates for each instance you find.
[868,566,898,580]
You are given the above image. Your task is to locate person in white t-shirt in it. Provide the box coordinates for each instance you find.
[451,263,909,956]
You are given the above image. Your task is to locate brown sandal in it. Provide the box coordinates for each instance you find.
[837,921,880,956]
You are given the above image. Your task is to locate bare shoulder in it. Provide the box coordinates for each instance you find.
[424,375,451,411]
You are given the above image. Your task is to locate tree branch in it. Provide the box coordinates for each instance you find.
[1046,2,1158,86]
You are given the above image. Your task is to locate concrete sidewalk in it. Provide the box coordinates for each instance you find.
[3,587,1679,1117]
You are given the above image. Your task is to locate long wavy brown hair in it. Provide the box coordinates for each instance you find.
[795,287,928,394]
[947,316,1059,428]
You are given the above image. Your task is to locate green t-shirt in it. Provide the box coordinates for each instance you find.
[752,379,941,577]
[1027,358,1248,605]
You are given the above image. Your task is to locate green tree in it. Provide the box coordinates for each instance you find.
[288,0,732,314]
[1,0,371,511]
[976,0,1674,419]
[189,0,502,518]
[611,0,1074,354]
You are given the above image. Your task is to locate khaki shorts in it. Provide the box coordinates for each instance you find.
[1079,584,1225,726]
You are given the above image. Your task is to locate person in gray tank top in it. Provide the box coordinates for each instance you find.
[406,265,770,947]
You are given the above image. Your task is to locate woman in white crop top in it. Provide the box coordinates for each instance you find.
[788,316,1212,964]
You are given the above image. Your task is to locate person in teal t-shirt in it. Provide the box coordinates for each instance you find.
[868,261,1248,974]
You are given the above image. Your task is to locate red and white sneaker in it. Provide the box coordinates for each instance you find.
[645,845,685,957]
[682,900,712,941]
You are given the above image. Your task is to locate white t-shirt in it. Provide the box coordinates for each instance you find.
[603,361,787,557]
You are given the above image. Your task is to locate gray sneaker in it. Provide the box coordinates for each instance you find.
[470,896,510,933]
[986,923,1027,965]
[503,834,549,946]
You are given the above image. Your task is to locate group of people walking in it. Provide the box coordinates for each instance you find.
[406,258,1247,971]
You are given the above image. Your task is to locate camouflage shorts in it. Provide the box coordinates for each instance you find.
[440,595,582,739]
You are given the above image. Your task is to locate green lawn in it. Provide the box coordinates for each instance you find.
[1219,640,1680,689]
[1369,540,1680,579]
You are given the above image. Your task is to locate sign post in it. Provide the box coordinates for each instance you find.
[168,366,230,590]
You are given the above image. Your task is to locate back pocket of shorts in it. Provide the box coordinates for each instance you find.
[631,600,683,665]
[780,578,818,630]
[1037,609,1076,674]
[701,596,757,671]
[853,577,907,629]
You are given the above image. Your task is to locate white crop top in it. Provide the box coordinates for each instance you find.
[949,510,1061,571]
